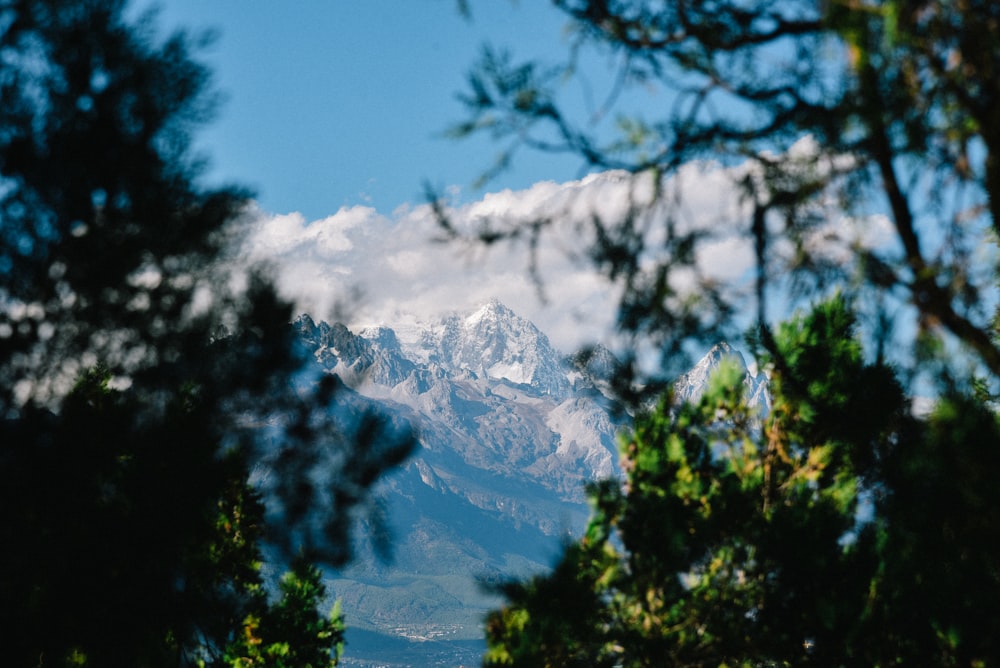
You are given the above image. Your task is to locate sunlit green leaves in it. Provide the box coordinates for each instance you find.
[225,558,344,667]
[485,297,914,666]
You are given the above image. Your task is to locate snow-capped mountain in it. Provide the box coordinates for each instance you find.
[295,301,616,500]
[673,341,771,415]
[291,306,768,665]
[389,298,572,398]
[292,302,623,663]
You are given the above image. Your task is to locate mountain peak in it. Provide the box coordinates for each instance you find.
[702,341,747,370]
[446,301,569,396]
[288,303,623,660]
[465,297,514,326]
[359,325,402,350]
[674,342,769,413]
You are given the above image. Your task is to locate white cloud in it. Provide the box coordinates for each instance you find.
[238,157,889,354]
[240,175,656,352]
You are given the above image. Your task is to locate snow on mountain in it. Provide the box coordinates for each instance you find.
[292,300,625,658]
[292,306,768,664]
[296,307,769,553]
[318,299,616,493]
[390,298,572,398]
[294,315,417,390]
[674,341,771,415]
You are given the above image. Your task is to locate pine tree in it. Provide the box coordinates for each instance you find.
[226,558,345,668]
[485,297,1000,665]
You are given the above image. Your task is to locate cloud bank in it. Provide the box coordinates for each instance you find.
[239,146,884,354]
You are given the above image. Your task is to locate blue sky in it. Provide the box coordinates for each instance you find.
[145,2,811,357]
[141,0,663,351]
[155,1,585,220]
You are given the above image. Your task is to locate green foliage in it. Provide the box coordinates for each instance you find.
[484,298,1000,666]
[454,2,1000,665]
[873,393,1000,664]
[225,558,344,668]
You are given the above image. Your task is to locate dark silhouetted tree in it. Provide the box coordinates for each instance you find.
[0,1,412,665]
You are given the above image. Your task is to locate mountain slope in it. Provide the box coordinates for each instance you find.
[293,303,620,662]
[292,306,768,666]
